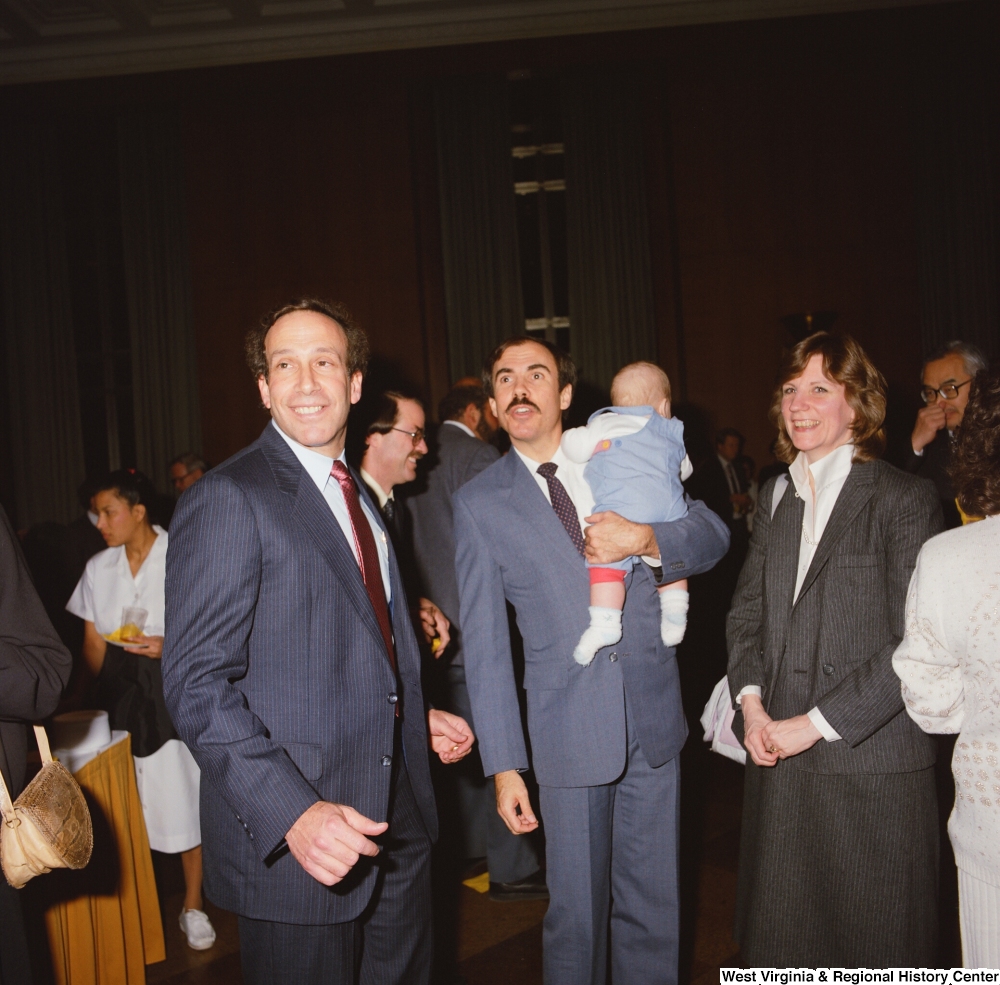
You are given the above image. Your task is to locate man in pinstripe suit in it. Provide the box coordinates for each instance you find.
[163,300,473,985]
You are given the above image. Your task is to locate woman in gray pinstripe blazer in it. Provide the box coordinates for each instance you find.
[727,333,943,967]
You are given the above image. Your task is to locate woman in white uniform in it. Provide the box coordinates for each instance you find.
[67,469,216,952]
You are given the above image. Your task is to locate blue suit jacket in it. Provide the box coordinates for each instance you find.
[454,450,730,787]
[162,424,436,925]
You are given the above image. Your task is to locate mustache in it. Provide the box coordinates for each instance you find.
[505,396,541,414]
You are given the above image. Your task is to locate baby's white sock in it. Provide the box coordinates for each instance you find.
[574,606,623,666]
[659,589,689,647]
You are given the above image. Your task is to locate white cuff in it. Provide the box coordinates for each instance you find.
[735,685,762,705]
[808,706,842,742]
[911,446,925,457]
[641,554,660,568]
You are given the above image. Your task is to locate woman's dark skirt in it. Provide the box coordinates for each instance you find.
[735,759,939,967]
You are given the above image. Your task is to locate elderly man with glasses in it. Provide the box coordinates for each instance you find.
[360,391,451,654]
[907,340,987,528]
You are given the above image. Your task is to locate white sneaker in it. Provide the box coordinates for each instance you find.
[179,908,216,951]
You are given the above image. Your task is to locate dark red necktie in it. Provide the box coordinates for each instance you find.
[536,462,586,557]
[331,462,396,671]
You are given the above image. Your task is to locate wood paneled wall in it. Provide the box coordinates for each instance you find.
[2,1,994,475]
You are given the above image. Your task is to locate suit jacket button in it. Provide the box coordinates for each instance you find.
[822,663,835,676]
[609,652,618,662]
[388,692,398,704]
[381,755,392,767]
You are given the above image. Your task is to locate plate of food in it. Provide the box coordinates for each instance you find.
[103,623,146,644]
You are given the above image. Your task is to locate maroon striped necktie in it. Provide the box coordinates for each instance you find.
[330,461,396,672]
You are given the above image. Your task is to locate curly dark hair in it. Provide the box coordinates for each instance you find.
[245,298,370,382]
[950,365,1000,518]
[769,332,886,464]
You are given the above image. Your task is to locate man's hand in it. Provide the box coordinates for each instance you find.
[427,708,475,763]
[741,693,779,768]
[761,714,822,759]
[494,770,539,836]
[911,403,947,453]
[583,511,658,564]
[416,598,450,656]
[123,635,164,658]
[286,802,387,886]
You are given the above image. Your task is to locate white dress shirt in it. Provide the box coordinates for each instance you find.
[512,444,594,540]
[512,442,663,567]
[273,421,391,604]
[359,467,392,511]
[788,441,855,603]
[442,419,477,439]
[737,441,856,743]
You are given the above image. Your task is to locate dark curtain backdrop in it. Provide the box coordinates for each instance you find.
[0,125,86,527]
[434,77,524,383]
[561,70,657,391]
[118,108,203,496]
[911,29,999,361]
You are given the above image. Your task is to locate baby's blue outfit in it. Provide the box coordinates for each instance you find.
[583,406,689,572]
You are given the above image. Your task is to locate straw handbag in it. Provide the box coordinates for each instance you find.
[0,725,93,888]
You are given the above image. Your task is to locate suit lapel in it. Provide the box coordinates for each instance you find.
[259,427,387,656]
[768,485,803,635]
[792,460,876,606]
[764,483,803,689]
[510,452,586,570]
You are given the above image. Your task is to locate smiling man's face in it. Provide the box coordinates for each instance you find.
[257,309,362,458]
[490,340,572,458]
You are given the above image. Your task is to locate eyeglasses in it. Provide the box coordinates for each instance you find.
[920,379,972,404]
[391,427,426,446]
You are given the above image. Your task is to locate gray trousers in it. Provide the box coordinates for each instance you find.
[238,759,432,985]
[447,666,540,884]
[539,700,680,985]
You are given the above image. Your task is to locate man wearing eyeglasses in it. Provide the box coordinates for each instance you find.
[360,392,451,652]
[169,452,208,493]
[908,340,987,528]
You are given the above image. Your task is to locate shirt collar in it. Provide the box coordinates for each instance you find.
[359,467,391,508]
[512,442,571,475]
[788,441,855,499]
[271,420,345,493]
[443,419,477,439]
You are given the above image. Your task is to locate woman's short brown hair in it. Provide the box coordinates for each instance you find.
[245,298,369,382]
[950,365,1000,518]
[769,332,887,465]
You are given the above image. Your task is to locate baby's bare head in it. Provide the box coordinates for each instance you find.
[611,362,672,414]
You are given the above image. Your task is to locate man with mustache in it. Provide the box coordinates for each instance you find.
[453,337,730,984]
